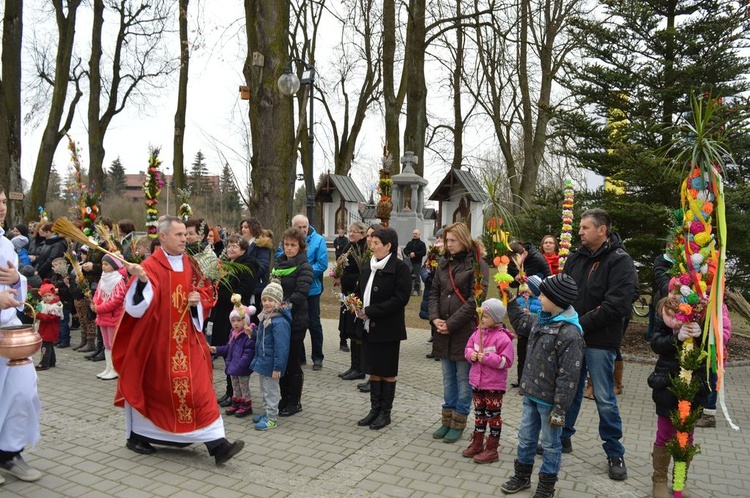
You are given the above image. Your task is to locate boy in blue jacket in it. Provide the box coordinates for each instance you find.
[250,282,291,430]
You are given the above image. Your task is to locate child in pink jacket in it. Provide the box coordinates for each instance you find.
[90,255,127,380]
[462,298,515,464]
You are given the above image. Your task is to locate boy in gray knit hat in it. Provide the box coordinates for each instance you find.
[502,274,584,498]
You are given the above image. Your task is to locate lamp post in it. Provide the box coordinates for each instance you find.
[278,60,315,223]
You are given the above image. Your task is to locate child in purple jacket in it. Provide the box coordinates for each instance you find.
[210,299,256,418]
[462,298,515,464]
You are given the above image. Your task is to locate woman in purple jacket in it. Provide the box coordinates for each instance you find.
[210,301,257,418]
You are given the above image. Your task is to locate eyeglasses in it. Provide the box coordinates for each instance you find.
[227,244,241,250]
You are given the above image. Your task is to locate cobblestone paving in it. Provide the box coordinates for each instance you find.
[2,319,748,497]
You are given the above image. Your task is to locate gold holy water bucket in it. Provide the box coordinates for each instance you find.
[0,302,42,366]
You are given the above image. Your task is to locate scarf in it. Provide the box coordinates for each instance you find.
[98,270,124,300]
[362,253,392,328]
[229,325,245,344]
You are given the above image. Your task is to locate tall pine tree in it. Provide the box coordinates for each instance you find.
[219,162,242,215]
[558,0,750,280]
[106,157,127,195]
[189,150,209,196]
[47,165,63,200]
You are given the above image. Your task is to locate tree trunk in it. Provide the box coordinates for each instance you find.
[725,289,750,322]
[29,0,82,221]
[244,0,296,240]
[403,0,427,176]
[87,0,106,194]
[382,0,404,173]
[173,0,190,195]
[0,0,24,225]
[451,0,463,170]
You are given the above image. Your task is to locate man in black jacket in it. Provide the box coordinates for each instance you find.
[333,229,349,259]
[404,230,427,296]
[560,208,637,481]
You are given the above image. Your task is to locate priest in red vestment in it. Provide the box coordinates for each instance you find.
[113,216,243,465]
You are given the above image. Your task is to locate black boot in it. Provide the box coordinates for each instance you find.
[501,460,534,494]
[218,375,234,407]
[279,373,303,417]
[357,380,381,426]
[343,341,365,380]
[532,473,557,498]
[358,379,371,392]
[86,329,105,359]
[370,381,395,430]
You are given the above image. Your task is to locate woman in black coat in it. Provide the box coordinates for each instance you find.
[272,227,313,417]
[355,227,411,430]
[337,221,369,380]
[212,234,260,406]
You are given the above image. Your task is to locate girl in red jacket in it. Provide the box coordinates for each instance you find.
[36,280,63,370]
[90,255,127,380]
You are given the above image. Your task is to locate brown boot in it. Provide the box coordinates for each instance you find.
[72,334,88,351]
[583,377,595,399]
[652,444,670,498]
[614,360,624,395]
[473,434,499,464]
[77,336,97,353]
[461,431,484,457]
[694,413,716,427]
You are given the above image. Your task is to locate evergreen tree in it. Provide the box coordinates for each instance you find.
[47,165,63,201]
[557,0,750,279]
[219,162,242,215]
[189,150,209,196]
[106,157,127,195]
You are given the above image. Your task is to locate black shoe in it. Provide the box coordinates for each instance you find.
[217,392,231,404]
[312,361,323,371]
[358,382,371,393]
[510,382,520,388]
[279,403,302,417]
[35,364,49,371]
[425,353,435,359]
[339,343,350,352]
[342,370,366,380]
[126,438,156,455]
[214,440,245,465]
[219,396,234,408]
[607,456,627,480]
[338,368,355,379]
[537,438,572,455]
[90,350,105,362]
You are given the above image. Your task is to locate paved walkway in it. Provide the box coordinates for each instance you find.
[2,319,748,497]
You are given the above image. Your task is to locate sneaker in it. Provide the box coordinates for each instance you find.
[0,455,42,482]
[607,456,628,480]
[252,413,267,423]
[695,413,716,428]
[254,417,277,431]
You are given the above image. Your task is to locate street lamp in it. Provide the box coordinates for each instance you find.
[278,60,316,223]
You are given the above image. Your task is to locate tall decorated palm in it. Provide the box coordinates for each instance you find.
[666,95,738,497]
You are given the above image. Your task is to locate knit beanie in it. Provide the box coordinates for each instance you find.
[539,274,578,309]
[261,282,284,305]
[11,235,28,250]
[482,298,507,324]
[229,304,257,325]
[102,254,123,270]
[526,274,543,297]
[14,224,29,238]
[39,279,57,296]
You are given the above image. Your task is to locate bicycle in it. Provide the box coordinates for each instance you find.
[632,292,650,317]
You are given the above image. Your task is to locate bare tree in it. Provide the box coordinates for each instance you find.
[243,0,297,239]
[0,0,24,224]
[318,0,383,176]
[172,0,190,193]
[87,0,176,194]
[465,0,584,212]
[28,0,84,220]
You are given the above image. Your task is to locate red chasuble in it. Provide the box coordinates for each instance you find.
[113,249,218,433]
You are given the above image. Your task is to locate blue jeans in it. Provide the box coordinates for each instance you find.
[705,370,718,410]
[441,359,472,415]
[58,306,71,346]
[307,294,324,363]
[518,396,562,475]
[562,347,624,458]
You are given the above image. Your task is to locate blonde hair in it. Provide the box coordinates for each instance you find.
[443,222,485,256]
